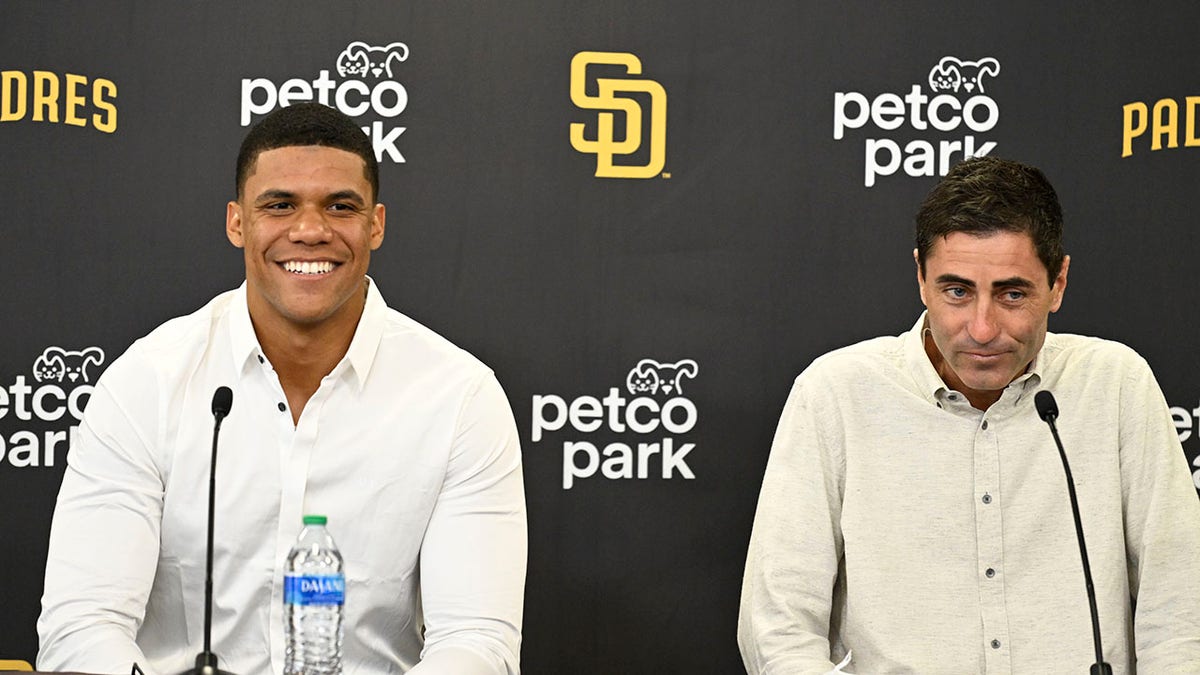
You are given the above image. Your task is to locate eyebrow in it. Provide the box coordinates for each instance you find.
[991,276,1036,290]
[253,189,296,205]
[252,189,367,206]
[934,274,1036,290]
[327,190,367,206]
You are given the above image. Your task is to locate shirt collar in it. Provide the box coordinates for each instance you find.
[903,311,947,403]
[344,276,386,391]
[903,311,1044,405]
[229,282,259,375]
[227,276,386,393]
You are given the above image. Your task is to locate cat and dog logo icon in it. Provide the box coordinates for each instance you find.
[927,56,1000,95]
[625,359,698,397]
[335,41,409,80]
[32,346,105,385]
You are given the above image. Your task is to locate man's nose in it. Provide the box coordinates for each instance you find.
[967,299,1000,344]
[289,206,332,244]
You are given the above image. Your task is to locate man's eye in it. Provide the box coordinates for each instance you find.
[329,203,357,212]
[946,287,967,298]
[264,202,291,210]
[1004,291,1026,301]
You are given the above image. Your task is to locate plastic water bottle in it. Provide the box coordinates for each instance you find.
[284,514,345,675]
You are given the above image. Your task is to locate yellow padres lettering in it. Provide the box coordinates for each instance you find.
[569,51,666,179]
[0,70,117,133]
[1121,96,1200,157]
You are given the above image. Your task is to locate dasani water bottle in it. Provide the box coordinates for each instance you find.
[284,514,344,675]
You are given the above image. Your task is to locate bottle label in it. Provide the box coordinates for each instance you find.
[284,573,345,605]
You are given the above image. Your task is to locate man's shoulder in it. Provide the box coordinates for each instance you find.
[803,332,908,381]
[1042,331,1149,372]
[135,291,238,351]
[114,291,235,368]
[775,331,918,428]
[782,332,916,407]
[106,290,239,380]
[375,304,493,380]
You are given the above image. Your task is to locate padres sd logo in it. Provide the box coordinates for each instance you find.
[569,51,666,179]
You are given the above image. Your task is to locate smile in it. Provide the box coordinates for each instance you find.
[282,260,336,275]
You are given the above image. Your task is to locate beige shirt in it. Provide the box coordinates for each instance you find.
[739,314,1200,674]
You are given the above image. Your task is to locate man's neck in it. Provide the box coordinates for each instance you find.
[251,296,366,425]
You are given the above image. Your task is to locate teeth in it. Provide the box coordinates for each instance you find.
[283,261,335,275]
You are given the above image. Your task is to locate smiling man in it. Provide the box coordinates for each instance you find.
[38,103,526,675]
[738,157,1200,673]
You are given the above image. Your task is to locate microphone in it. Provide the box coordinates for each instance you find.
[1034,390,1112,675]
[178,387,238,675]
[212,386,232,419]
[1033,389,1058,422]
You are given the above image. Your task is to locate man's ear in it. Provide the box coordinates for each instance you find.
[1049,254,1070,313]
[226,201,245,248]
[914,248,929,307]
[369,203,386,251]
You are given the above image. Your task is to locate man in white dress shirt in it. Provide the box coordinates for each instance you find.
[738,157,1200,673]
[38,103,527,675]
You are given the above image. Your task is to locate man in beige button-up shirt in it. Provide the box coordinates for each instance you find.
[739,157,1200,674]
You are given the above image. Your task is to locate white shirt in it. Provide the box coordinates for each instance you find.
[38,280,527,675]
[738,314,1200,674]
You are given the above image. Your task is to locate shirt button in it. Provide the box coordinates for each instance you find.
[991,639,1001,649]
[986,568,996,578]
[277,402,286,412]
[257,355,265,364]
[982,493,992,504]
[981,420,989,430]
[948,394,959,401]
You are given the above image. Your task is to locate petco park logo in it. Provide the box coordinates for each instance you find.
[240,41,410,162]
[0,346,105,469]
[834,56,1001,187]
[570,51,668,179]
[532,359,698,489]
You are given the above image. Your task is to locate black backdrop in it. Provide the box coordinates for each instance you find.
[3,2,1199,672]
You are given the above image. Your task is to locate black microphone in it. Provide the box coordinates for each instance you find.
[1034,389,1058,422]
[1034,390,1112,675]
[212,386,232,420]
[178,387,238,675]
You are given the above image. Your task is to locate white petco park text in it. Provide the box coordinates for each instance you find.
[834,84,998,187]
[533,388,697,490]
[0,375,90,467]
[241,71,407,162]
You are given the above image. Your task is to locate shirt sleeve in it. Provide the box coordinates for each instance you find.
[36,352,163,674]
[411,373,527,675]
[738,374,847,675]
[1118,355,1200,669]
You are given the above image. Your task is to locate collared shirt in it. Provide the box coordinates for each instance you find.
[738,313,1200,674]
[38,280,526,675]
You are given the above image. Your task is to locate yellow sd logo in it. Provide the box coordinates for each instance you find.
[569,51,666,179]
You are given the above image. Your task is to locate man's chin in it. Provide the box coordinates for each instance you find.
[956,374,1015,396]
[270,301,342,327]
[951,364,1019,393]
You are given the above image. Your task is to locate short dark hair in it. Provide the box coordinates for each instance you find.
[235,102,378,201]
[915,156,1064,285]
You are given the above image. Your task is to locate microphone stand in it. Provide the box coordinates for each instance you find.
[1035,391,1112,675]
[178,387,237,675]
